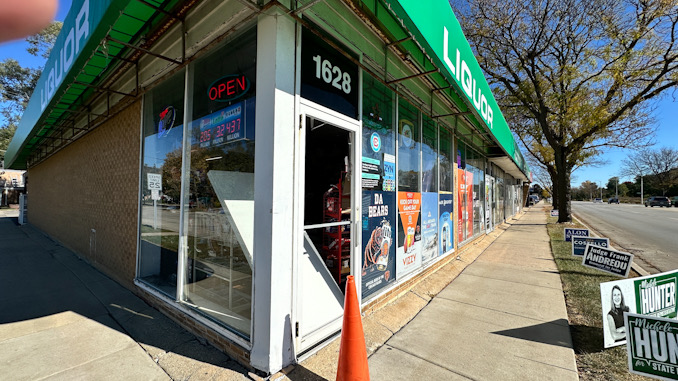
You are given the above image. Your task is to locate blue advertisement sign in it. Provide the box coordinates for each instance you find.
[362,190,396,299]
[421,192,438,264]
[193,99,255,148]
[439,192,454,256]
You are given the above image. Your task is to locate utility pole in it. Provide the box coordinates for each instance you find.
[615,178,618,199]
[641,174,644,205]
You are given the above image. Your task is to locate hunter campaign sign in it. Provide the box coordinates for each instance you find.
[572,237,609,256]
[600,270,678,348]
[625,313,678,380]
[582,245,633,278]
[564,228,589,242]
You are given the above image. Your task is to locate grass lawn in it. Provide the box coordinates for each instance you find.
[546,213,651,381]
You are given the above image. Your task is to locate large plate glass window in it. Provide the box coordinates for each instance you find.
[396,98,421,279]
[182,29,256,338]
[438,127,453,256]
[421,115,438,264]
[138,70,185,297]
[360,74,396,299]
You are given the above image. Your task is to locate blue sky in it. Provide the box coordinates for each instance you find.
[1,0,676,187]
[570,97,678,187]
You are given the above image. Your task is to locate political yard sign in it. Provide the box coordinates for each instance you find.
[572,237,609,256]
[582,245,633,278]
[601,270,678,348]
[564,228,589,242]
[625,313,678,380]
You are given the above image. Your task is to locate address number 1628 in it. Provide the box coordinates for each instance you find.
[312,54,351,94]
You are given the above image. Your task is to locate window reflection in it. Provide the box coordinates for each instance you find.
[138,71,185,298]
[183,30,256,338]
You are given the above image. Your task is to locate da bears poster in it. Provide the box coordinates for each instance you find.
[396,191,421,279]
[361,190,396,299]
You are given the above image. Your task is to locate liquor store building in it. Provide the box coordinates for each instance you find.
[5,0,531,374]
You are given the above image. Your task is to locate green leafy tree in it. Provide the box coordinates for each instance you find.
[453,0,678,222]
[0,21,62,163]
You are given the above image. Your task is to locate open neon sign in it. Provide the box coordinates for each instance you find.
[207,74,250,102]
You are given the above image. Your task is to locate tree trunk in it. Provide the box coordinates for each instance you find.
[547,165,558,209]
[554,148,572,223]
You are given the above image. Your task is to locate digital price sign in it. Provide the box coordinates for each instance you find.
[196,101,246,148]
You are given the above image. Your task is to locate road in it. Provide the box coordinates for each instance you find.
[571,201,678,273]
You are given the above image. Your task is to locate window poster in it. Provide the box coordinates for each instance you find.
[457,168,468,242]
[361,153,395,191]
[397,191,422,279]
[421,192,438,264]
[466,171,474,238]
[439,192,453,256]
[362,190,396,299]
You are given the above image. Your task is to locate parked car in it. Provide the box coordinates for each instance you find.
[528,195,539,206]
[672,196,678,207]
[645,196,671,207]
[608,197,619,204]
[593,198,602,203]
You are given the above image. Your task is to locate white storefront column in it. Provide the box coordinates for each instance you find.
[250,8,297,374]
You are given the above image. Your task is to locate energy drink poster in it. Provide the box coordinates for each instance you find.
[361,190,396,299]
[439,192,453,256]
[421,192,438,264]
[397,191,421,279]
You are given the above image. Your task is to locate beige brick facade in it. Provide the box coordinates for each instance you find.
[28,102,141,289]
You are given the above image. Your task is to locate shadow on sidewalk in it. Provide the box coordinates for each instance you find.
[492,319,574,348]
[0,216,250,377]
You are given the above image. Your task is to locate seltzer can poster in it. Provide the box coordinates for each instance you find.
[600,270,678,348]
[421,192,438,264]
[572,237,609,256]
[625,312,678,380]
[396,191,421,279]
[582,244,633,278]
[361,190,396,299]
[439,192,454,256]
[564,228,589,242]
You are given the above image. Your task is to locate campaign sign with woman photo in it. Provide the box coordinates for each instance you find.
[600,270,678,348]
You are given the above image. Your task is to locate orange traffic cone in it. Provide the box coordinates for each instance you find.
[336,275,370,381]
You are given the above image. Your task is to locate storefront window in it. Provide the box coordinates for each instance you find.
[183,30,256,338]
[420,115,438,263]
[360,74,396,299]
[138,70,185,298]
[397,99,420,192]
[438,127,453,256]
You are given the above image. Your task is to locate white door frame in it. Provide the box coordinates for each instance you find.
[292,99,362,357]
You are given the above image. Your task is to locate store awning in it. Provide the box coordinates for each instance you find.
[357,0,531,181]
[5,0,184,169]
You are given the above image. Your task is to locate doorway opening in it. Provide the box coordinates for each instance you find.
[304,116,352,291]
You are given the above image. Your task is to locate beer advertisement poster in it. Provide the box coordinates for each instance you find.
[361,190,396,299]
[421,192,438,264]
[396,191,421,279]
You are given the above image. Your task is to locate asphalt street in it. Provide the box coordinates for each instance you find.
[571,200,678,273]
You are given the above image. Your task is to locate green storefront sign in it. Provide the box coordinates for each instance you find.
[626,313,678,380]
[5,0,130,169]
[385,0,526,174]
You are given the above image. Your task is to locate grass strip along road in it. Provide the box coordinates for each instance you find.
[545,211,650,381]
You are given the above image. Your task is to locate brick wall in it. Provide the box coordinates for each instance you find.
[27,101,141,288]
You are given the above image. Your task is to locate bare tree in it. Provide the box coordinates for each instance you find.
[453,0,678,222]
[622,147,678,195]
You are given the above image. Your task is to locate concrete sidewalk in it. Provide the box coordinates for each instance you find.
[365,205,578,380]
[0,205,577,380]
[0,209,251,380]
[290,204,578,380]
